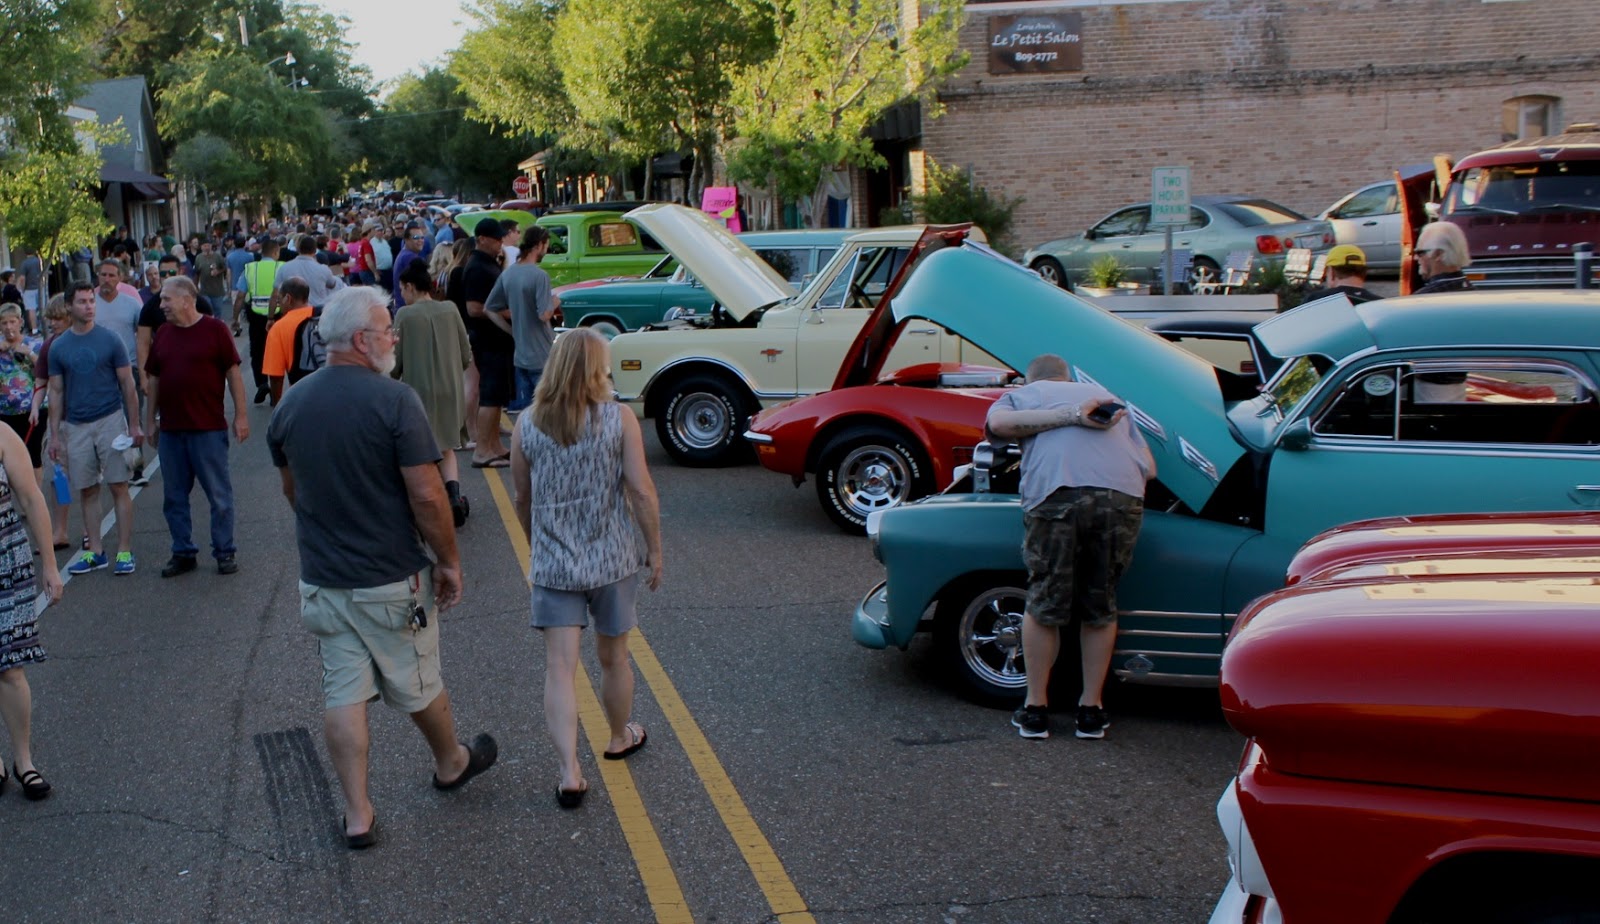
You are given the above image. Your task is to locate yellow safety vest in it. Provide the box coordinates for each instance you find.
[245,259,282,314]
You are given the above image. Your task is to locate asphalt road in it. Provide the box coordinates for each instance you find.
[6,389,1241,923]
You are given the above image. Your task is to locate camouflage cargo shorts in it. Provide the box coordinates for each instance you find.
[1022,486,1144,628]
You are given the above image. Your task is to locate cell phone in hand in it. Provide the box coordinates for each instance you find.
[1088,401,1125,424]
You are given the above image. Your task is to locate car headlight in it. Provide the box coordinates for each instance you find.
[865,510,884,562]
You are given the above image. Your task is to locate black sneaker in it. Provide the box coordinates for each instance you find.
[160,555,197,578]
[253,385,269,405]
[130,464,150,487]
[1075,705,1111,740]
[1011,704,1050,739]
[216,554,238,575]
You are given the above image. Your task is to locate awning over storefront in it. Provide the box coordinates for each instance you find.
[866,100,922,142]
[100,164,171,199]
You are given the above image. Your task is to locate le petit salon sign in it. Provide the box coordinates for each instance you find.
[988,11,1083,74]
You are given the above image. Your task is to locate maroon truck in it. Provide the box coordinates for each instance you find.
[1399,123,1600,292]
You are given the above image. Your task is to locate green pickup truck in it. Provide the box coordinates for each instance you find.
[535,209,666,287]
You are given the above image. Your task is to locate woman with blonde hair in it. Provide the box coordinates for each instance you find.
[510,327,663,809]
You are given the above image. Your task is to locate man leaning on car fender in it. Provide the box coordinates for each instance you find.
[985,354,1155,741]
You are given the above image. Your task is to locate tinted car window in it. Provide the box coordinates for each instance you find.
[1093,207,1149,237]
[1337,185,1397,218]
[546,226,569,255]
[1316,362,1600,445]
[752,247,809,283]
[818,246,909,309]
[1447,161,1600,214]
[1217,200,1308,227]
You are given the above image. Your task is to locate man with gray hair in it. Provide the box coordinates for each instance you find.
[267,286,496,849]
[986,354,1154,741]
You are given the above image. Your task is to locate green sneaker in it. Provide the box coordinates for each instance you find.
[65,551,108,575]
[112,551,136,576]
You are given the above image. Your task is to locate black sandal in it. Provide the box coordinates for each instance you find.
[556,782,588,809]
[13,764,51,801]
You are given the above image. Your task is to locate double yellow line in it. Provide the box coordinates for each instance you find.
[481,470,815,924]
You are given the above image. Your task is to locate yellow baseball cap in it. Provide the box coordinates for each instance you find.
[1325,244,1367,269]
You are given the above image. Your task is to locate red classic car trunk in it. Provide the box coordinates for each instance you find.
[1285,511,1600,585]
[1222,578,1600,803]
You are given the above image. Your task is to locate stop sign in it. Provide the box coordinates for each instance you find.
[512,175,531,197]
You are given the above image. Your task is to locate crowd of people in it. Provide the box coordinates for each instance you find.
[1,203,665,853]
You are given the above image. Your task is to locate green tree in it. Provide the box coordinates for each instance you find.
[359,68,530,200]
[0,130,118,271]
[554,0,772,199]
[453,0,576,142]
[0,0,101,151]
[909,158,1023,253]
[156,44,330,210]
[726,0,967,223]
[170,133,260,227]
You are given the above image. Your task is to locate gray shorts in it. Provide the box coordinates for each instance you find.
[61,411,132,491]
[531,571,642,637]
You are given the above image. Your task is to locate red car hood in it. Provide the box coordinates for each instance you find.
[1286,510,1600,585]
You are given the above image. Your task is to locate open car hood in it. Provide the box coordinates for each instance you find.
[623,204,795,320]
[889,244,1244,511]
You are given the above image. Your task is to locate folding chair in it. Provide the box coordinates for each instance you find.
[1155,248,1193,293]
[1283,248,1314,285]
[1220,251,1254,293]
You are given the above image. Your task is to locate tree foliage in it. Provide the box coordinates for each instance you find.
[0,0,101,151]
[726,0,968,210]
[0,127,119,267]
[358,68,531,200]
[553,0,773,197]
[155,45,330,207]
[911,158,1023,253]
[453,0,575,141]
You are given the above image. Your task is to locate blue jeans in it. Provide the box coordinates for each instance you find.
[510,366,542,413]
[159,430,236,559]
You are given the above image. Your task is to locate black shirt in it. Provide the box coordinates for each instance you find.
[1297,283,1383,308]
[462,249,511,353]
[1414,271,1472,295]
[138,292,213,336]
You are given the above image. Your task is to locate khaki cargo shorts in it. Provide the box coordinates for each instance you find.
[1022,486,1143,628]
[61,411,133,492]
[299,568,442,713]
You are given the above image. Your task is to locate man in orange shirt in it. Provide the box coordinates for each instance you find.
[261,278,314,406]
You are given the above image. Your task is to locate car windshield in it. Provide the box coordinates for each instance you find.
[1264,355,1323,416]
[1445,161,1600,214]
[1217,200,1308,227]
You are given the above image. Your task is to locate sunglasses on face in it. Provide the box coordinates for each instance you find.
[159,269,178,277]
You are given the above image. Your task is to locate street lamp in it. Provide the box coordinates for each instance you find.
[268,52,305,90]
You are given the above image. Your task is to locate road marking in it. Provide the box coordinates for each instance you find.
[482,466,815,924]
[482,469,693,924]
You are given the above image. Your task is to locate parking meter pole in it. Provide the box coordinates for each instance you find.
[1575,242,1594,290]
[1164,226,1174,296]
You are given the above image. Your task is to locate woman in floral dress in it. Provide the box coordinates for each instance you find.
[0,412,64,800]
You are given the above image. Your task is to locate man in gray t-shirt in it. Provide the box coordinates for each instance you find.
[266,286,495,849]
[270,235,341,309]
[985,353,1154,742]
[94,259,144,368]
[485,226,559,413]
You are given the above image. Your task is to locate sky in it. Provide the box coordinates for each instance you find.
[318,0,474,90]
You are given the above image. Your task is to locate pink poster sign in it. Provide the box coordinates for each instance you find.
[701,186,742,233]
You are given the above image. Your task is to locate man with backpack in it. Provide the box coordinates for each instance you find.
[260,278,318,405]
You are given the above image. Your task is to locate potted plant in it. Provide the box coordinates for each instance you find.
[1078,254,1147,296]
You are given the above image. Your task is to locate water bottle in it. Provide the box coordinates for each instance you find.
[52,464,70,505]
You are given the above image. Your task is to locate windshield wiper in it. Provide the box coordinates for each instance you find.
[1521,203,1600,214]
[1449,204,1517,216]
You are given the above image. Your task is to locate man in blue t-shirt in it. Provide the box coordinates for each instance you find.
[47,282,144,576]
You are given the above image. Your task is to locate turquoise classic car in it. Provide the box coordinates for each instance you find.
[855,243,1600,701]
[556,229,853,338]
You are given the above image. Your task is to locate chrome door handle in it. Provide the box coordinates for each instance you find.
[1575,485,1600,492]
[908,327,939,335]
[1362,221,1379,227]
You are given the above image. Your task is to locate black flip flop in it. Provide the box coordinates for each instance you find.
[556,783,588,809]
[433,733,499,790]
[603,723,648,761]
[343,814,378,850]
[469,456,510,469]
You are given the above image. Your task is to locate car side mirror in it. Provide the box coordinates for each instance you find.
[1424,202,1441,219]
[1278,419,1313,451]
[1084,228,1097,241]
[806,305,824,324]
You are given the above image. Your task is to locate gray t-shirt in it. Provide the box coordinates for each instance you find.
[273,255,341,307]
[20,255,42,291]
[267,365,443,587]
[47,326,129,424]
[486,261,556,372]
[95,291,143,361]
[987,379,1153,510]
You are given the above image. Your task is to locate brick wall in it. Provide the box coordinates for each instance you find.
[922,0,1600,252]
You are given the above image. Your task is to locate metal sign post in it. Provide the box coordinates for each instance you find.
[1152,166,1191,295]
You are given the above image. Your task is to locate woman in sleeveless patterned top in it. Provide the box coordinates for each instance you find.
[0,421,65,800]
[510,329,663,808]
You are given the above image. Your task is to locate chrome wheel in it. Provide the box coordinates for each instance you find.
[955,585,1029,693]
[835,444,913,520]
[1188,259,1222,295]
[671,391,732,451]
[1033,257,1067,289]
